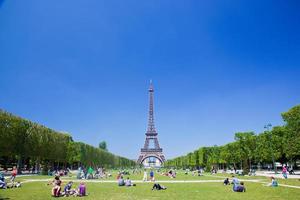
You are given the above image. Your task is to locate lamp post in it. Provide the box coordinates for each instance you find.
[264,123,277,174]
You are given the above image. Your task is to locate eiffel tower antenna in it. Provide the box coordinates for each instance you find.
[137,81,165,167]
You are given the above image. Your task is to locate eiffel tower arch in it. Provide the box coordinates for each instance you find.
[137,81,165,168]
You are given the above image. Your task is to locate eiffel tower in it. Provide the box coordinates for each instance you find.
[137,81,165,167]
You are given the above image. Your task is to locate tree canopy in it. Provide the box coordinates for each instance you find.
[0,109,136,172]
[165,104,300,172]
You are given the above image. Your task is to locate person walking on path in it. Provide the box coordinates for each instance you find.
[143,170,147,182]
[10,167,17,183]
[150,170,155,182]
[282,165,288,179]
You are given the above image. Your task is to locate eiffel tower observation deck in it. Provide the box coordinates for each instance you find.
[137,81,165,168]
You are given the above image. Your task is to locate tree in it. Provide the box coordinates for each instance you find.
[281,105,300,161]
[99,141,108,151]
[0,109,135,171]
[234,132,256,173]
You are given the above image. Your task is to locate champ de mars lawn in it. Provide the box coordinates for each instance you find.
[1,171,300,200]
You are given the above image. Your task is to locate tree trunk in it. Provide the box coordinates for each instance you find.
[17,155,23,174]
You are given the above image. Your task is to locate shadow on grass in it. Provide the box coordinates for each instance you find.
[0,198,10,200]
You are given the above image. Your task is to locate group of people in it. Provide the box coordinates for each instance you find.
[77,166,111,180]
[223,174,279,193]
[142,170,155,181]
[161,169,176,178]
[0,166,21,189]
[49,176,87,197]
[223,176,246,192]
[117,176,136,187]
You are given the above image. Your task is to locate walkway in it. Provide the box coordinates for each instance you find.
[20,178,300,189]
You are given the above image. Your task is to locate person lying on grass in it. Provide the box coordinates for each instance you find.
[152,183,167,190]
[0,180,21,189]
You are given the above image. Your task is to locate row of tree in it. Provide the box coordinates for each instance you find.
[0,109,136,172]
[164,105,300,173]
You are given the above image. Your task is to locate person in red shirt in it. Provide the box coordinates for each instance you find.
[10,166,17,182]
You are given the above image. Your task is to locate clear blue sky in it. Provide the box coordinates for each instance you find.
[1,0,300,159]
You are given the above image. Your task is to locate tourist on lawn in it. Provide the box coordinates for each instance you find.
[223,178,230,185]
[51,176,62,197]
[118,176,125,186]
[116,172,120,179]
[6,181,21,189]
[288,166,295,175]
[143,170,147,181]
[198,168,203,176]
[231,175,239,186]
[265,177,278,187]
[62,181,74,196]
[74,182,87,197]
[0,171,4,182]
[233,181,246,192]
[87,166,94,179]
[152,183,167,190]
[0,179,7,189]
[125,177,136,186]
[282,165,288,179]
[77,167,83,179]
[150,170,155,181]
[211,166,216,174]
[79,182,87,196]
[185,168,189,175]
[10,166,17,182]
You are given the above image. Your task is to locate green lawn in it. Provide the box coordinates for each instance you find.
[1,181,300,200]
[1,171,300,200]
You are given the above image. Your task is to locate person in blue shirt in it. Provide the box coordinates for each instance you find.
[150,170,154,181]
[62,181,74,196]
[265,177,278,187]
[233,182,246,192]
[0,172,4,182]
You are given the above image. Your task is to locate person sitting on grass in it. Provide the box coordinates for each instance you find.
[125,177,136,187]
[77,182,86,197]
[265,177,278,187]
[152,183,167,190]
[62,181,74,196]
[0,171,5,182]
[288,166,295,175]
[118,176,125,186]
[51,176,62,197]
[223,178,230,185]
[233,181,246,192]
[0,179,7,189]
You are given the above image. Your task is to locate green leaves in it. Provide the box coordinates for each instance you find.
[166,104,300,170]
[0,109,135,168]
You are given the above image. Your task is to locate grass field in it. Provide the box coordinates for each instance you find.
[1,171,300,200]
